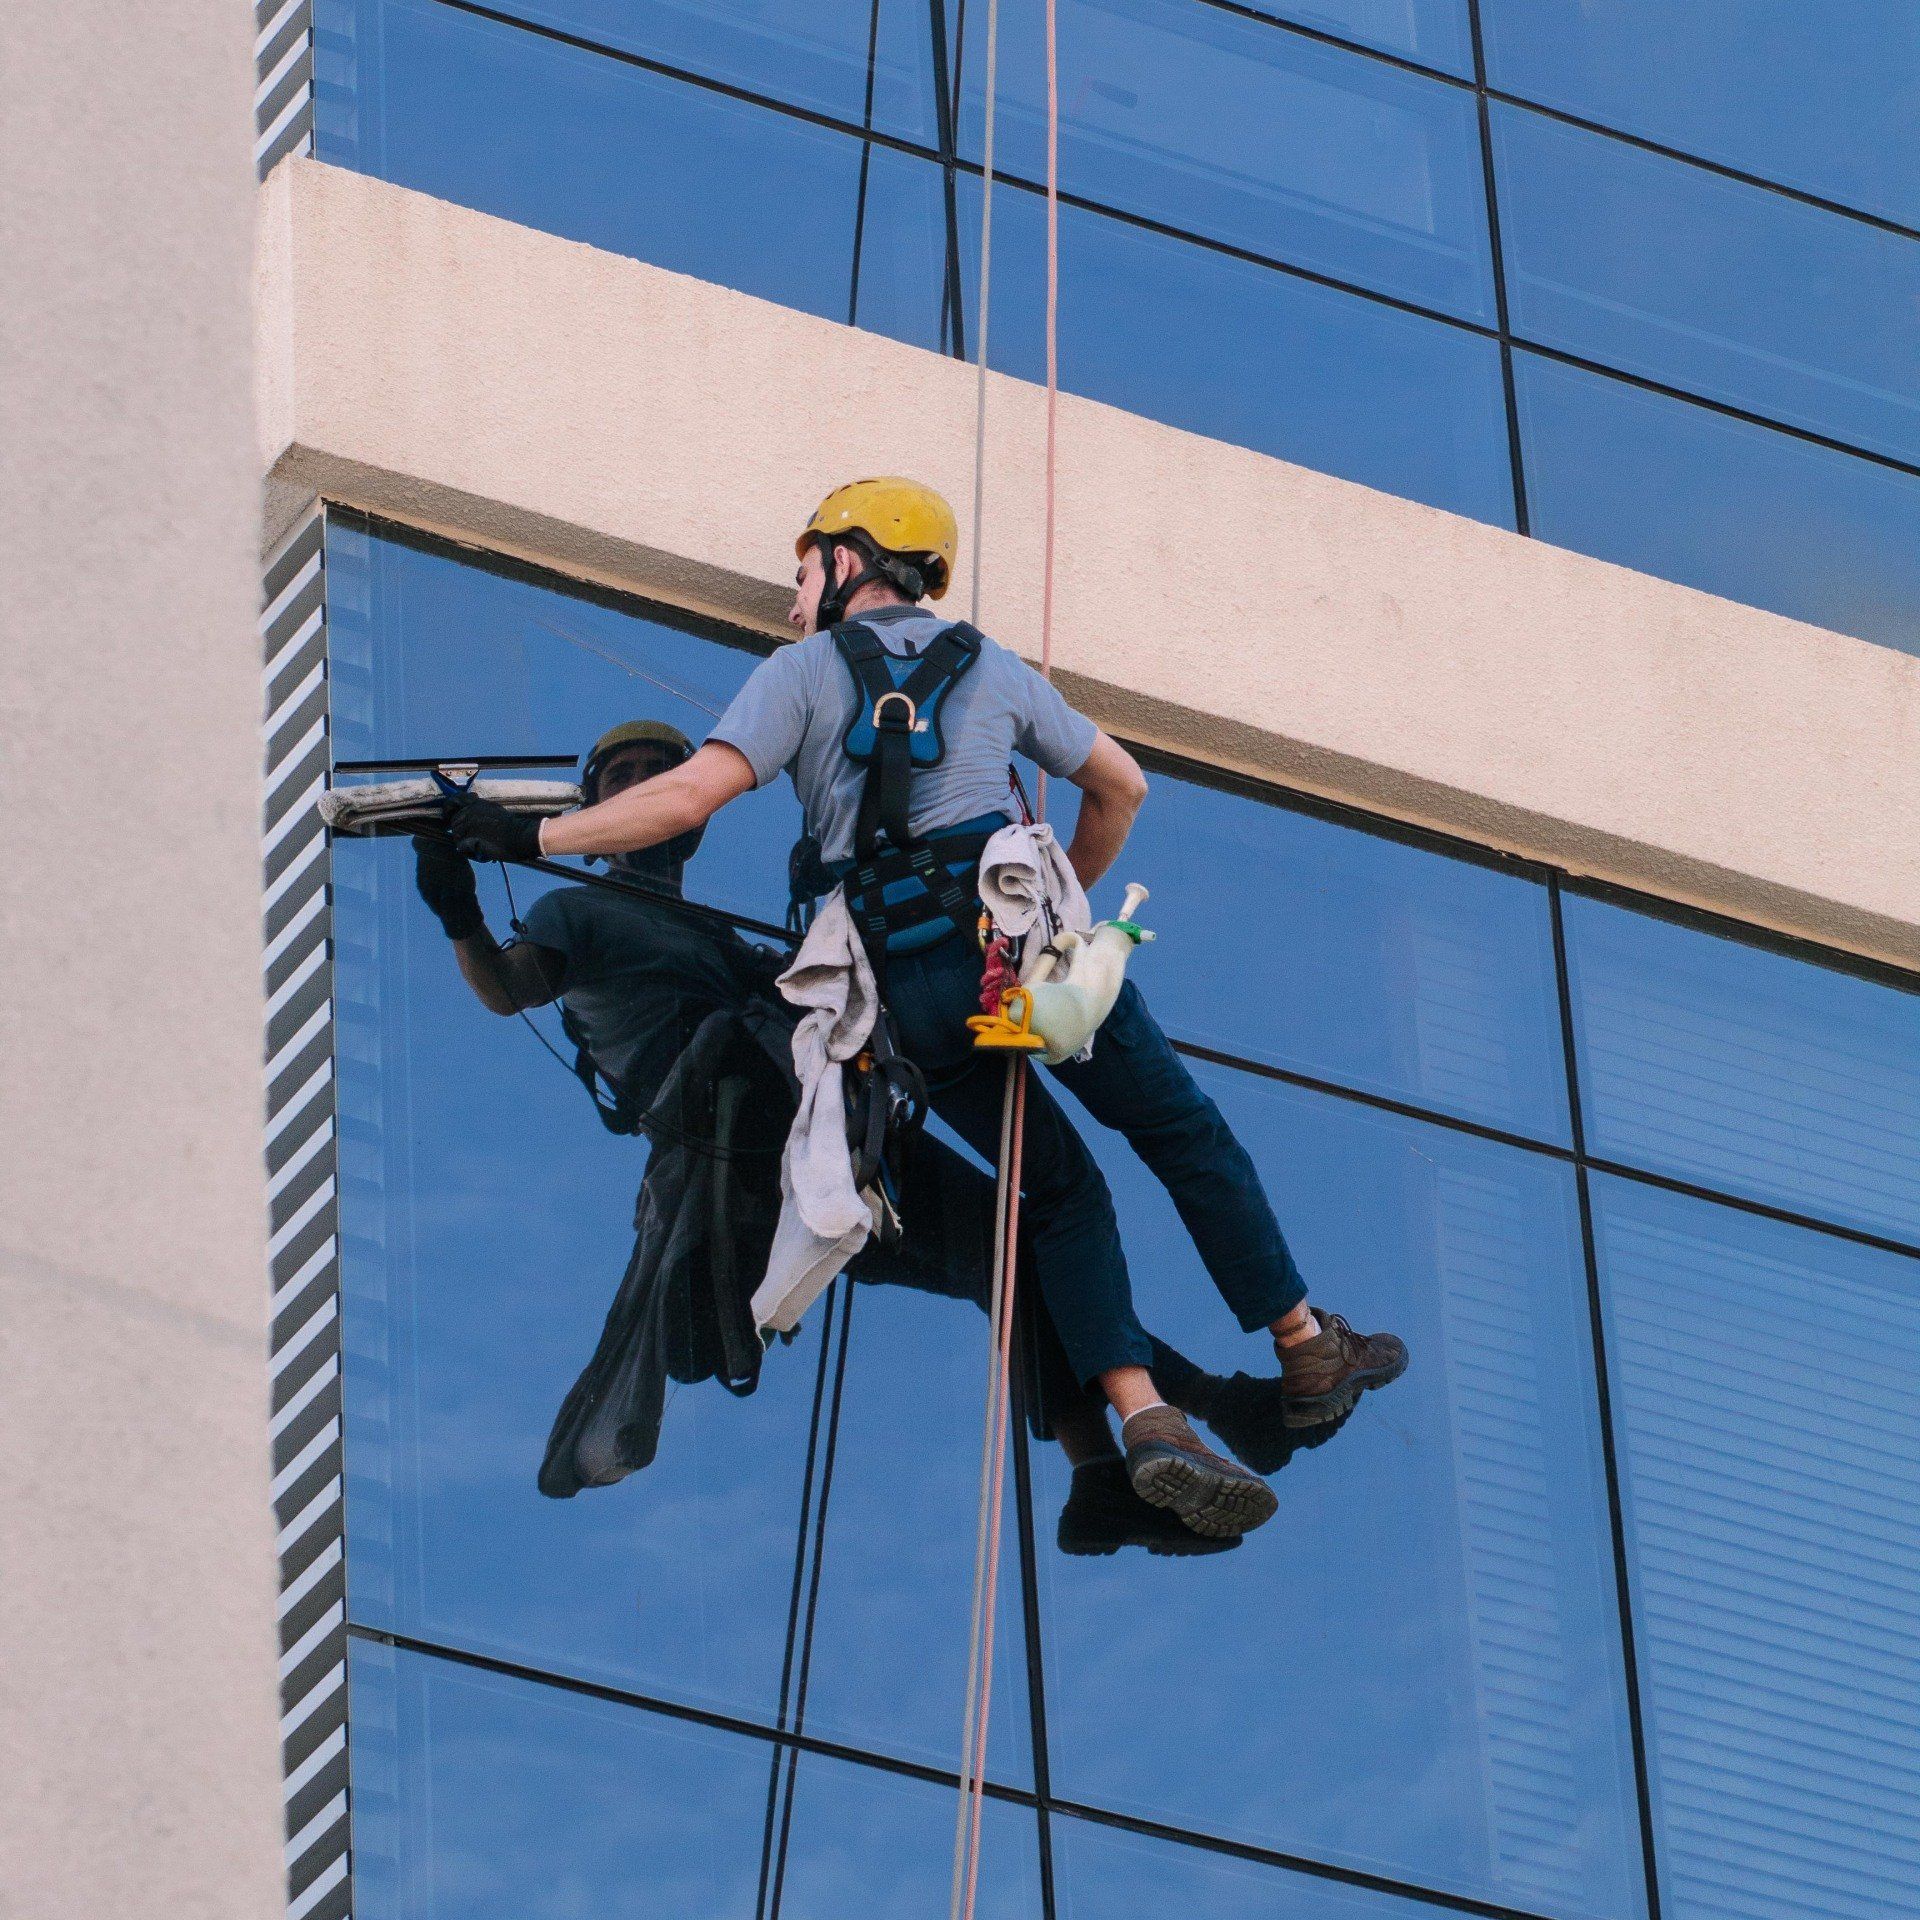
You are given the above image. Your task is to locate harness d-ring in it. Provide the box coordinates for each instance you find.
[872,689,918,732]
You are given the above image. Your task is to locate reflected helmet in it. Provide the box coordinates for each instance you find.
[581,719,693,802]
[797,477,957,603]
[583,721,714,867]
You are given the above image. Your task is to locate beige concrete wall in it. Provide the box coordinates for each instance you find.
[0,4,285,1917]
[259,157,1920,969]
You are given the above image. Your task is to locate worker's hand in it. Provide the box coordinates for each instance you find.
[412,835,486,939]
[447,796,545,865]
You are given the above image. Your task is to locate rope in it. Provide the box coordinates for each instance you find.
[951,2,1060,1915]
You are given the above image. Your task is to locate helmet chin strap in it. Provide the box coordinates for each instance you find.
[813,534,924,632]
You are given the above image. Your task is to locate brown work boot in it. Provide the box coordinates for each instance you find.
[1276,1311,1408,1428]
[1121,1406,1278,1539]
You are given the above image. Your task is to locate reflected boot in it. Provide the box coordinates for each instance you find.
[1165,1372,1331,1477]
[1056,1459,1241,1558]
[1121,1407,1278,1539]
[1276,1311,1409,1428]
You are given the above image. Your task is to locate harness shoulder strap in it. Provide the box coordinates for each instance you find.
[834,619,983,856]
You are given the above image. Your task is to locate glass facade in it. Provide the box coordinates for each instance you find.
[325,517,1920,1920]
[313,0,1920,655]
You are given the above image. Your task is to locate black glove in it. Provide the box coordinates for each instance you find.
[447,795,545,864]
[413,835,486,940]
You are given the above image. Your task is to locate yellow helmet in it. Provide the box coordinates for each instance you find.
[797,477,957,601]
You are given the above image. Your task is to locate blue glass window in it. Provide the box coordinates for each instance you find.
[1115,772,1568,1140]
[348,1640,772,1917]
[855,150,1517,525]
[1239,0,1474,79]
[777,1753,1045,1915]
[329,522,822,1720]
[1514,352,1920,656]
[1494,106,1920,466]
[1564,893,1920,1246]
[1479,0,1920,231]
[955,0,1496,322]
[1034,1063,1643,1918]
[1055,1814,1508,1917]
[315,0,865,324]
[1591,1177,1920,1920]
[447,0,939,144]
[797,1273,1036,1786]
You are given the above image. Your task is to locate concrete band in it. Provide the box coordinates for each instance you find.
[257,157,1920,971]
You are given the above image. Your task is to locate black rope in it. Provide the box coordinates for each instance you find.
[766,1281,857,1920]
[755,1280,842,1920]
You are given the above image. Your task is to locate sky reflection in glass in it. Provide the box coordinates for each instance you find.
[1592,1178,1920,1920]
[1495,105,1920,466]
[954,0,1495,321]
[1480,0,1920,229]
[348,1639,771,1918]
[1564,893,1920,1245]
[1515,351,1920,655]
[315,0,864,322]
[1034,1064,1642,1919]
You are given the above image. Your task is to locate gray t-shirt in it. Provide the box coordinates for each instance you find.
[709,605,1099,862]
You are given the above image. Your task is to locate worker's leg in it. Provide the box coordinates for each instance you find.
[884,932,1279,1535]
[1048,979,1307,1335]
[882,936,1171,1387]
[1052,979,1411,1427]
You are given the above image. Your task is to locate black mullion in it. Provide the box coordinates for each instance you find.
[1169,1037,1576,1162]
[1561,870,1920,997]
[432,0,935,159]
[845,0,885,327]
[1173,1036,1920,1267]
[1548,873,1665,1920]
[1006,1305,1058,1920]
[927,0,968,361]
[1464,0,1530,533]
[1046,1795,1565,1920]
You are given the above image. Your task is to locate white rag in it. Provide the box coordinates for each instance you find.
[977,820,1091,974]
[978,820,1098,1060]
[318,776,581,836]
[751,890,882,1334]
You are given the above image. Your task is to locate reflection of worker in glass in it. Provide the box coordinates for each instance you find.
[413,720,759,1120]
[446,481,1407,1544]
[414,720,1316,1554]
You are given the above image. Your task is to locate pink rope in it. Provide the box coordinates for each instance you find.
[956,4,1060,1915]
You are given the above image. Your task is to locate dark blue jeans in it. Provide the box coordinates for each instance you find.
[882,932,1307,1387]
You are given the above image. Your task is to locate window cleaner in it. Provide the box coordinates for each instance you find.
[321,730,1317,1548]
[445,479,1411,1546]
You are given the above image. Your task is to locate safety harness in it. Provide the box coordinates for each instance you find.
[816,617,993,963]
[790,613,1005,1240]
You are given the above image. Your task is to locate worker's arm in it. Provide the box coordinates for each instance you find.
[1063,731,1149,889]
[452,928,565,1016]
[452,743,756,864]
[413,836,564,1014]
